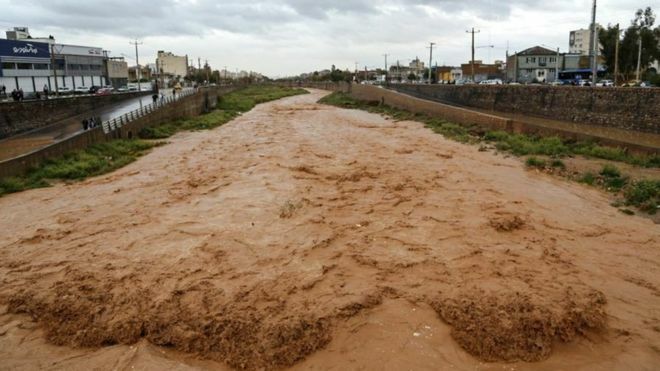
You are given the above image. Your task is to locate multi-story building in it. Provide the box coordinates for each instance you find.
[104,57,128,88]
[461,60,504,82]
[569,26,602,55]
[156,51,188,80]
[0,27,107,92]
[506,46,562,83]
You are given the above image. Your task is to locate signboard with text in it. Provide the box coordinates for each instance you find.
[55,44,103,57]
[0,39,50,58]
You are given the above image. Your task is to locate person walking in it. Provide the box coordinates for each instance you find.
[152,93,158,105]
[18,88,24,101]
[172,88,176,100]
[160,91,165,104]
[82,118,89,130]
[43,84,49,99]
[0,85,6,99]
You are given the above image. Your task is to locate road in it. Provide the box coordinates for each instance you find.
[0,89,184,161]
[0,89,658,370]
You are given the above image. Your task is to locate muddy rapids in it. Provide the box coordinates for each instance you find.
[0,89,658,370]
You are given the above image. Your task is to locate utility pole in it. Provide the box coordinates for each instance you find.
[205,59,210,83]
[129,39,143,90]
[355,61,359,82]
[383,54,389,82]
[466,28,480,82]
[50,43,60,97]
[428,42,435,84]
[589,0,598,85]
[224,66,227,81]
[614,23,620,86]
[635,31,642,81]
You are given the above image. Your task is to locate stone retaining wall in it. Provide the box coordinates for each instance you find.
[391,84,660,134]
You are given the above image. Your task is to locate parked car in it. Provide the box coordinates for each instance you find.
[479,79,503,85]
[117,86,128,92]
[595,80,614,87]
[74,86,90,94]
[88,85,102,94]
[95,88,113,96]
[57,86,73,94]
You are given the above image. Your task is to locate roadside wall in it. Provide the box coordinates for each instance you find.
[0,86,232,178]
[0,91,151,139]
[390,84,660,134]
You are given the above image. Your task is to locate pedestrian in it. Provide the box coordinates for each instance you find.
[89,117,95,128]
[160,91,165,104]
[172,88,176,99]
[18,88,24,101]
[0,85,6,98]
[43,84,49,98]
[152,93,158,104]
[82,118,89,130]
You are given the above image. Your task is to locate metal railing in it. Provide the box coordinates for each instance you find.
[101,88,197,134]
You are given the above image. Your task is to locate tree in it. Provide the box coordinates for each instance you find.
[599,7,660,80]
[408,72,418,81]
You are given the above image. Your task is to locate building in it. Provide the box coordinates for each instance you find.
[1,27,107,92]
[128,65,152,82]
[461,60,504,83]
[569,26,602,55]
[156,51,188,80]
[506,46,562,83]
[105,57,128,88]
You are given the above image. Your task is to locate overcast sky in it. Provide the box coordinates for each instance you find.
[0,0,654,77]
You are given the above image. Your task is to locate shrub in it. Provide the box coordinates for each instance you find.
[525,156,546,168]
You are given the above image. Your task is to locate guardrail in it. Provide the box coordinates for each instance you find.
[101,88,196,134]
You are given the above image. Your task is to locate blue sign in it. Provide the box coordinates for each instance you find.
[0,39,50,58]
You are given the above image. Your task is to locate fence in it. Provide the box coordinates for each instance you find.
[101,88,196,134]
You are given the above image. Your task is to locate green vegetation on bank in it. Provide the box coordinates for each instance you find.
[140,86,308,139]
[0,140,158,197]
[1,86,309,197]
[319,91,660,214]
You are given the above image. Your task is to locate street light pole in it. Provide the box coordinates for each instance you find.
[614,24,620,85]
[589,0,598,85]
[383,54,389,82]
[50,43,59,97]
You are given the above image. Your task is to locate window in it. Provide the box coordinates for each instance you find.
[17,63,32,70]
[80,64,89,70]
[550,57,556,63]
[1,62,15,69]
[33,63,50,70]
[67,64,80,70]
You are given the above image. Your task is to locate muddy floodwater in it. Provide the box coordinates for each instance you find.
[0,89,659,370]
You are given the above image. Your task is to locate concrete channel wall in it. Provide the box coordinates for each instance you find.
[299,82,658,154]
[390,84,660,135]
[0,91,152,139]
[0,86,237,179]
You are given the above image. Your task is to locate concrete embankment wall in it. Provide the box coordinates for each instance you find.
[0,87,235,179]
[299,81,657,154]
[0,91,151,139]
[390,84,660,135]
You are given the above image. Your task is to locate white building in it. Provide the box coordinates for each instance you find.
[569,26,602,55]
[1,27,107,93]
[156,51,188,79]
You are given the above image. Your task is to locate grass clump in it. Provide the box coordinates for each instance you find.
[525,156,546,169]
[624,180,660,214]
[550,159,566,169]
[140,86,307,139]
[0,139,158,197]
[598,164,628,191]
[578,172,597,186]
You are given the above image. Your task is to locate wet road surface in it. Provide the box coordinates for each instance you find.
[0,89,185,161]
